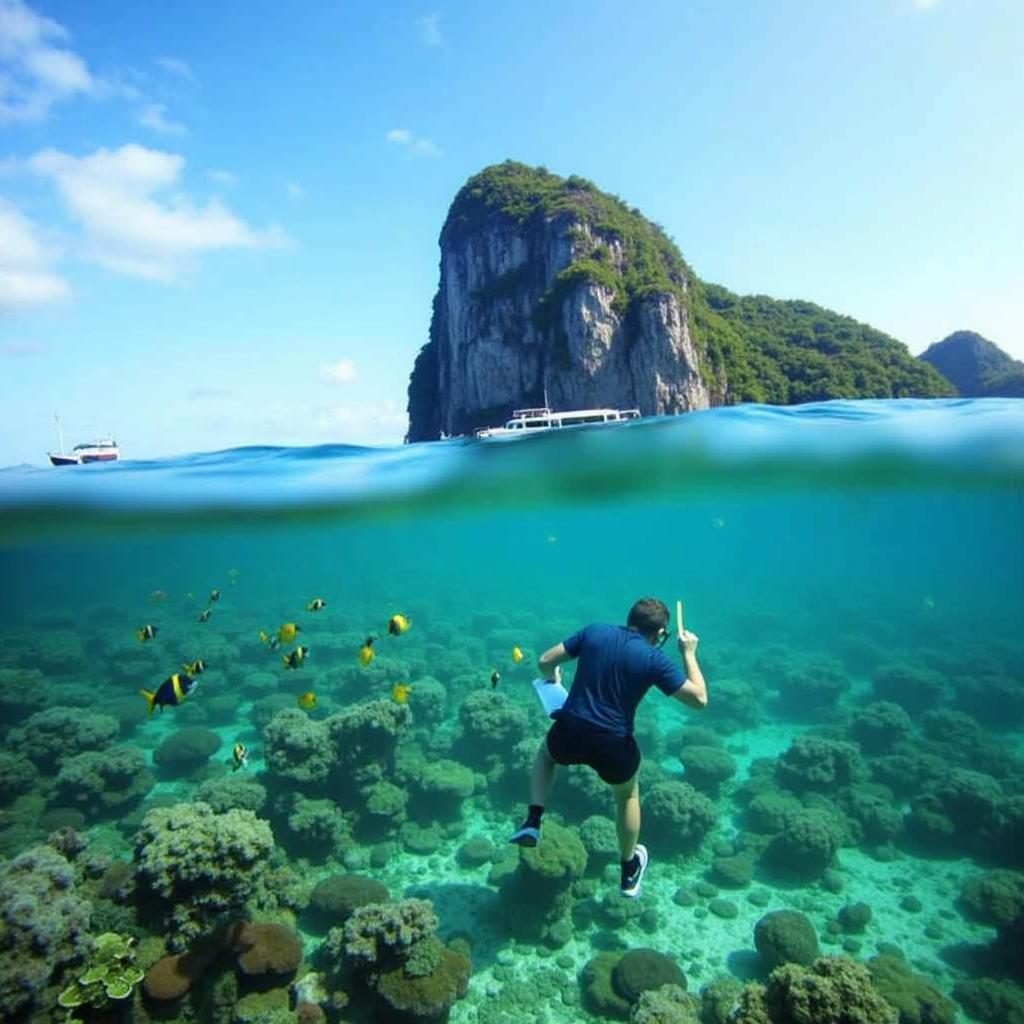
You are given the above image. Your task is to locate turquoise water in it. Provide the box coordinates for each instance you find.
[1,398,1023,1023]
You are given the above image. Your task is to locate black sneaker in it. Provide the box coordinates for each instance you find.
[620,844,649,898]
[508,824,540,847]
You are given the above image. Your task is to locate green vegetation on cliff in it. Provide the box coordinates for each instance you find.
[442,160,954,405]
[920,330,1024,397]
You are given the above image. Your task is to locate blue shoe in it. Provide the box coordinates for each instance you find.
[620,844,648,898]
[509,824,540,847]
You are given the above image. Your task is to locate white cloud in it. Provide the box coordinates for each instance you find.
[208,169,238,187]
[416,13,443,48]
[0,197,71,311]
[28,144,287,282]
[0,0,94,121]
[286,180,304,199]
[386,128,441,158]
[319,358,356,384]
[138,102,186,136]
[155,57,195,82]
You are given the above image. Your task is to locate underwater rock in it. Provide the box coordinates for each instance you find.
[0,750,38,804]
[839,786,903,845]
[401,821,443,855]
[754,955,899,1024]
[643,781,716,851]
[582,951,633,1019]
[952,977,1024,1024]
[153,728,223,773]
[454,690,530,758]
[263,708,334,786]
[906,768,1003,854]
[195,774,268,814]
[307,875,390,931]
[53,745,155,816]
[327,699,411,791]
[775,736,863,793]
[754,910,820,970]
[745,791,804,834]
[958,869,1024,928]
[456,835,494,867]
[0,843,92,1019]
[679,745,737,795]
[866,954,956,1024]
[629,983,700,1023]
[709,899,738,919]
[763,808,842,880]
[613,949,687,1003]
[579,815,619,867]
[711,854,754,889]
[274,792,352,858]
[133,801,274,950]
[405,757,476,822]
[0,667,50,728]
[8,706,119,770]
[361,779,410,835]
[871,663,949,715]
[775,657,851,720]
[849,701,913,754]
[837,902,872,934]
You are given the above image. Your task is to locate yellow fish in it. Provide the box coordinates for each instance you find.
[136,624,158,643]
[391,683,411,705]
[387,614,410,636]
[259,629,280,651]
[198,608,212,623]
[307,598,326,612]
[296,690,316,709]
[278,622,300,644]
[182,659,207,676]
[511,646,523,664]
[232,742,248,771]
[283,646,309,670]
[358,637,375,667]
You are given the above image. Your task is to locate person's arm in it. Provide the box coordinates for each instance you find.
[538,642,572,682]
[671,630,708,710]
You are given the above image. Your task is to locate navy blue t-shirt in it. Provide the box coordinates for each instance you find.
[557,623,685,736]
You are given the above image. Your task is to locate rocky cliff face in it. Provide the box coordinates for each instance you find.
[919,330,1024,398]
[407,167,713,441]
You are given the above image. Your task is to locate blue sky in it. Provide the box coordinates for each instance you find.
[0,0,1021,464]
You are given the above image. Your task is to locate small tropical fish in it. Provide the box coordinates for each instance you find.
[358,637,375,666]
[283,646,309,670]
[136,624,158,643]
[182,659,208,676]
[208,588,220,604]
[387,614,410,636]
[148,590,167,604]
[232,742,249,771]
[511,646,523,664]
[391,683,411,705]
[198,609,212,623]
[307,598,326,612]
[296,690,316,710]
[139,673,196,717]
[278,622,300,644]
[491,669,500,690]
[258,629,280,650]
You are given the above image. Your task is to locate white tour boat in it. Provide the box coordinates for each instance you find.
[48,415,121,466]
[475,406,640,439]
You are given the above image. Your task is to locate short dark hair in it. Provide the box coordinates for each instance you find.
[626,597,669,637]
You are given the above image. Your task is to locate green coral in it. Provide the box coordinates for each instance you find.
[866,955,956,1024]
[339,898,439,966]
[57,932,145,1015]
[763,956,898,1024]
[630,984,700,1023]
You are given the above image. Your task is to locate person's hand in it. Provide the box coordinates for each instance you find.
[545,665,562,685]
[678,629,699,655]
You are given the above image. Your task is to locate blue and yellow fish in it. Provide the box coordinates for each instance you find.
[232,742,249,771]
[139,673,197,717]
[182,659,208,676]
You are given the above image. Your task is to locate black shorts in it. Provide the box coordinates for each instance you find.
[545,713,641,786]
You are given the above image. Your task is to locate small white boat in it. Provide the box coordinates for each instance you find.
[48,414,120,466]
[475,406,640,439]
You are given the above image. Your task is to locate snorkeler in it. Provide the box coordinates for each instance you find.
[509,597,707,898]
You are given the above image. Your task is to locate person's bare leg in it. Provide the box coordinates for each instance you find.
[531,739,557,806]
[611,774,640,861]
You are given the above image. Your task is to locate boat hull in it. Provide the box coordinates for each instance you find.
[49,453,80,466]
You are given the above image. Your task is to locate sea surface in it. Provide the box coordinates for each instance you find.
[1,398,1022,1024]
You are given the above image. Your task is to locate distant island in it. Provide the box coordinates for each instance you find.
[406,161,958,441]
[919,331,1024,398]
